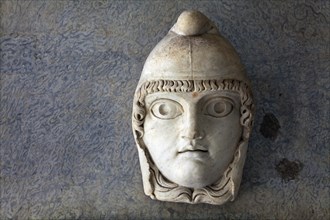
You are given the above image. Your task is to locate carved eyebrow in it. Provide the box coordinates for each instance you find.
[145,91,240,108]
[196,92,240,105]
[144,93,186,106]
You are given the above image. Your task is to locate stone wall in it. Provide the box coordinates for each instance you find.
[0,0,329,219]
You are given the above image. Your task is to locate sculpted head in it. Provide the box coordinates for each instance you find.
[132,10,254,205]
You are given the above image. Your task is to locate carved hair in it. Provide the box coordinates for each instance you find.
[132,79,254,204]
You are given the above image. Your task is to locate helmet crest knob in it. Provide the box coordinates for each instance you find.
[172,10,214,36]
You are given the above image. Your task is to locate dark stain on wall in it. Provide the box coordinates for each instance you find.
[260,113,281,140]
[276,158,303,182]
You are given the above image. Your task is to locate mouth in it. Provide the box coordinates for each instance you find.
[177,148,209,161]
[178,149,208,153]
[177,145,209,156]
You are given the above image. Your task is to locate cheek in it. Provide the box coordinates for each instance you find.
[205,112,242,154]
[143,115,180,161]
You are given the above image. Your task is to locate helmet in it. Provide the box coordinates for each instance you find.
[138,10,250,87]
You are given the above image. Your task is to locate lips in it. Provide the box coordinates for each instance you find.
[178,144,208,154]
[177,146,209,161]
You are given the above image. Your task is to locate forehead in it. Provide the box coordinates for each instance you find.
[145,90,240,105]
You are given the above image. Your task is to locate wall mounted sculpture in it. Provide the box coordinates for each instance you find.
[132,10,255,205]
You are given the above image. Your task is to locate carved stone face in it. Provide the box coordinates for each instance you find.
[132,10,254,205]
[143,90,242,188]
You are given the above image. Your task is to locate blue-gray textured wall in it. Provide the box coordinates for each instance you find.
[0,0,329,219]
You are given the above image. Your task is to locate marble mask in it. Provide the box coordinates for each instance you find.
[132,10,254,205]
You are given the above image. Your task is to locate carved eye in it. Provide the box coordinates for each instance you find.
[204,97,233,118]
[150,99,183,120]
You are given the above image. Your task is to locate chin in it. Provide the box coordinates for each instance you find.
[169,162,218,188]
[174,175,214,189]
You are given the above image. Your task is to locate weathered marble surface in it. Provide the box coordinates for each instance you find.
[0,0,329,219]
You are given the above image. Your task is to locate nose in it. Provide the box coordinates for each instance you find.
[180,105,205,140]
[181,130,204,140]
